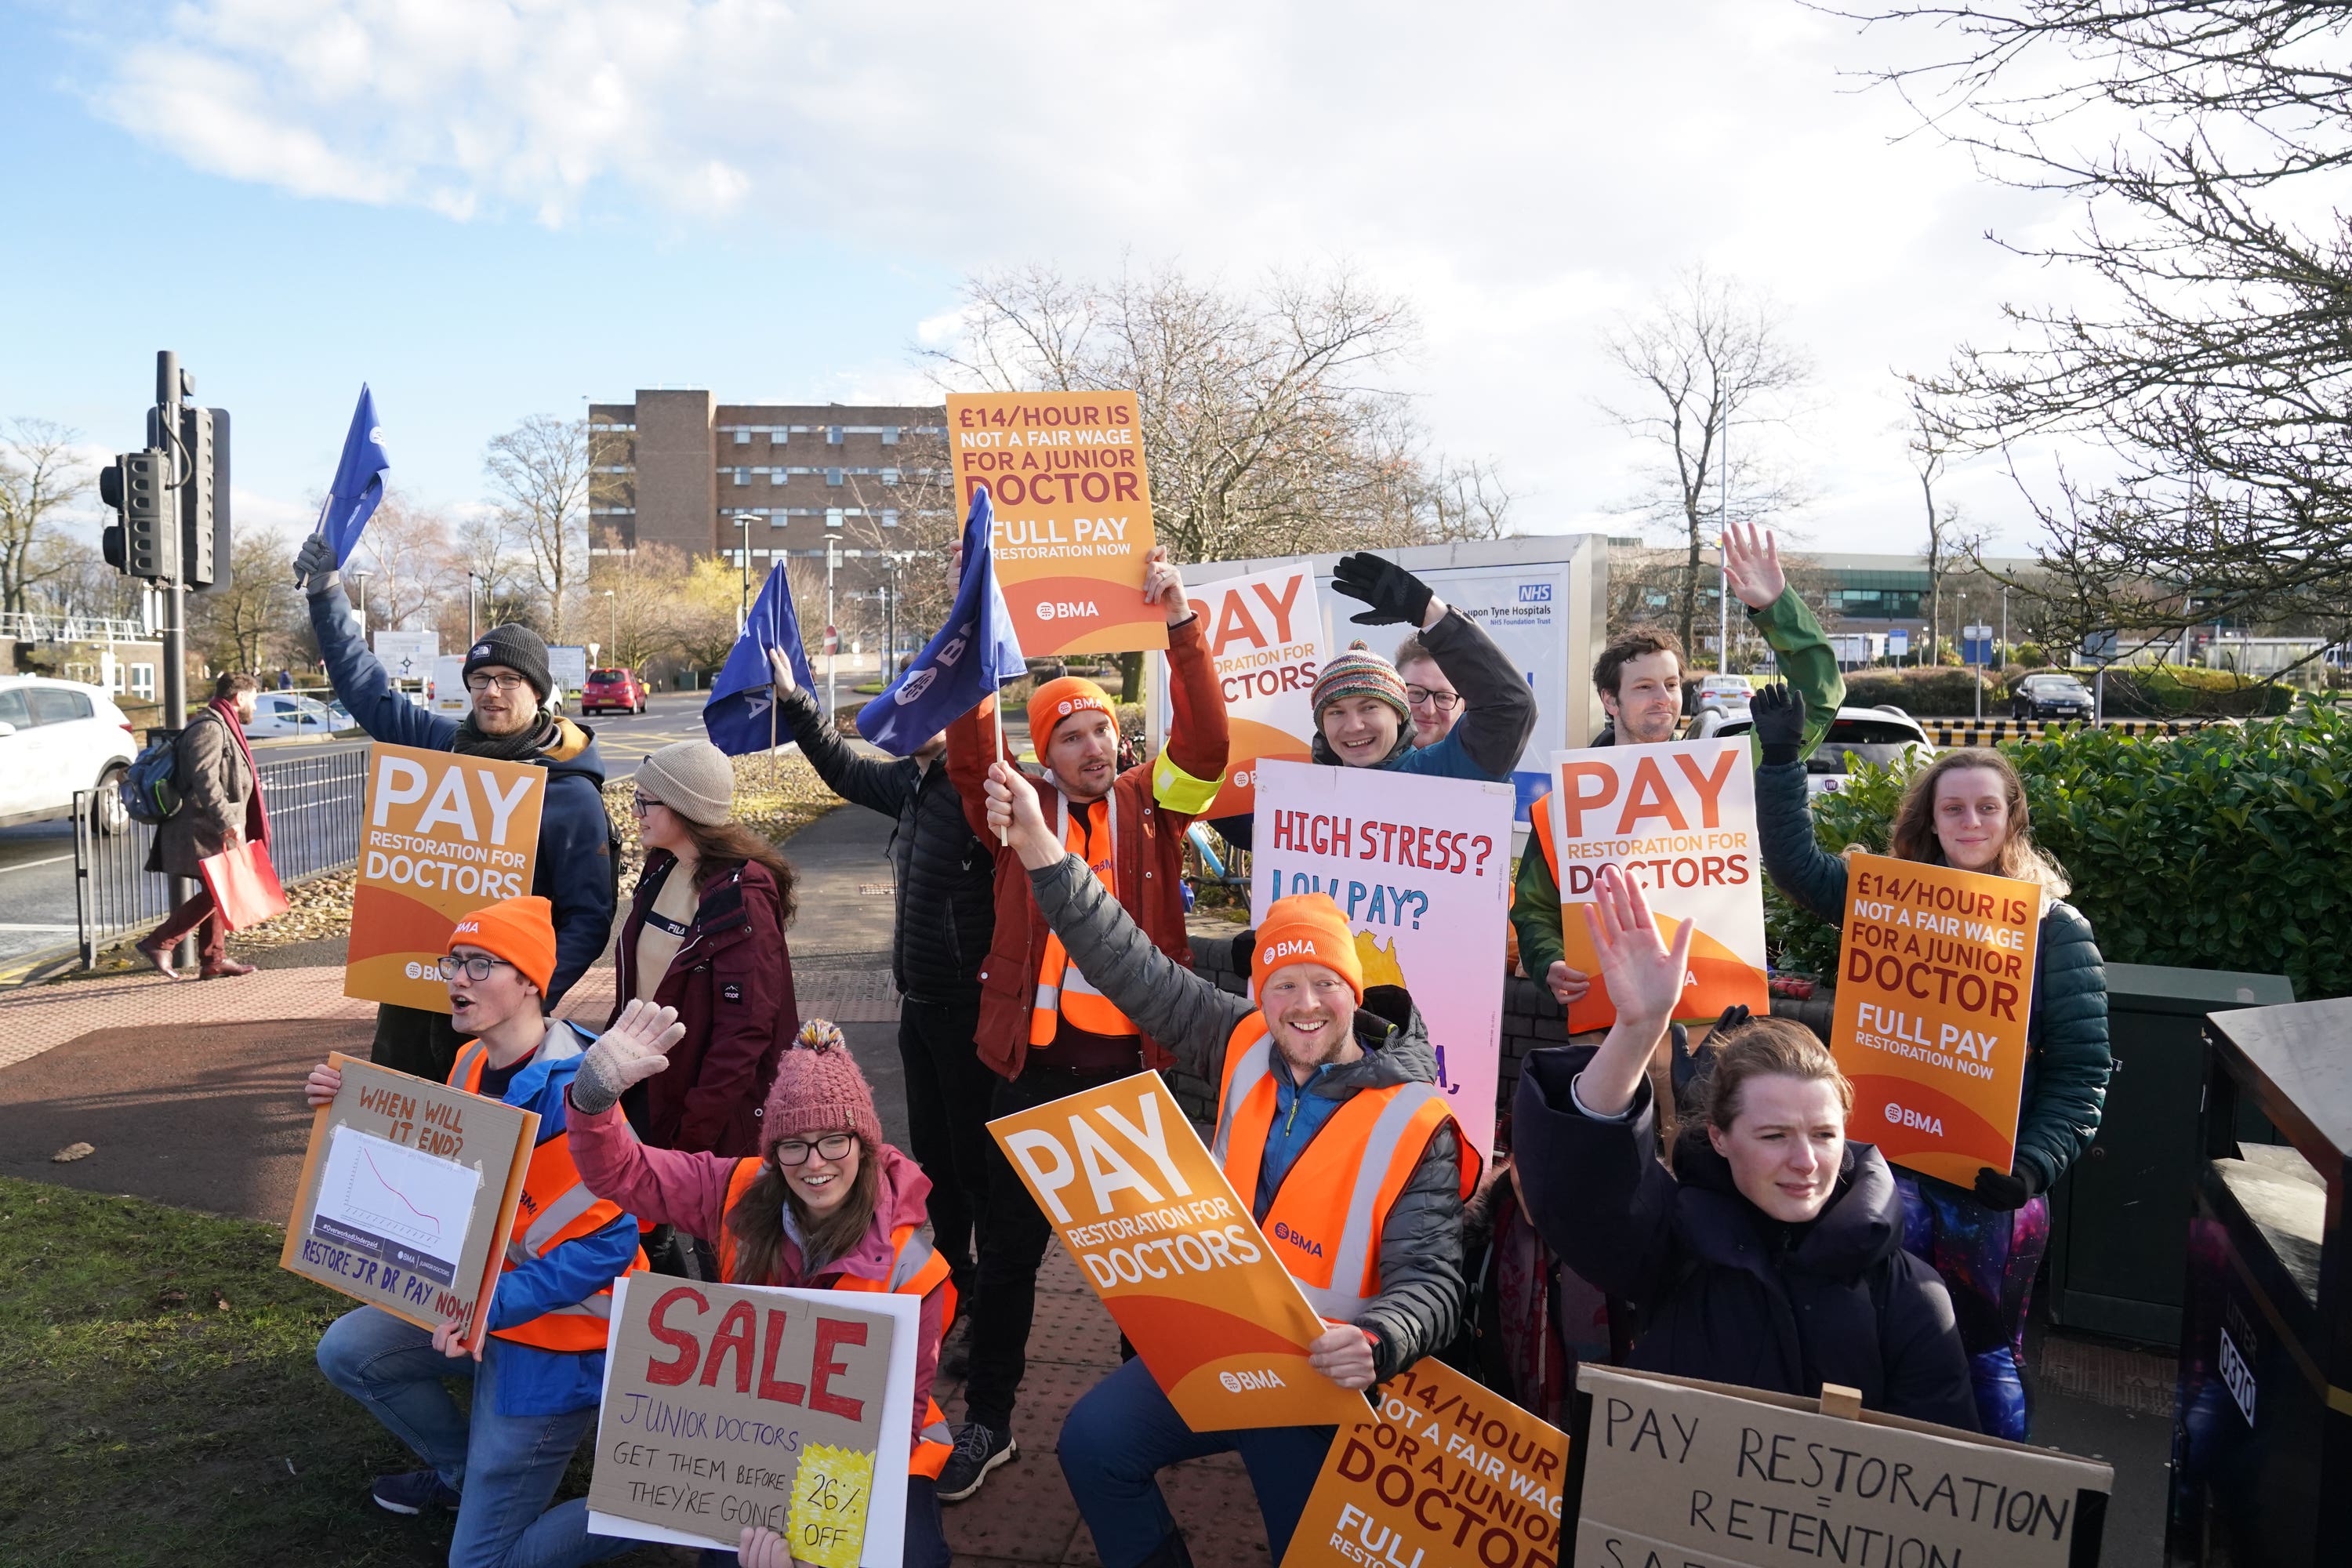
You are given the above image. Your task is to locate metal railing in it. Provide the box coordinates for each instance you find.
[71,746,368,967]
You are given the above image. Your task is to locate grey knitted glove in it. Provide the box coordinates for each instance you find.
[566,999,684,1115]
[294,533,340,597]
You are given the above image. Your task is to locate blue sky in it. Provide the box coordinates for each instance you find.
[2,2,2085,553]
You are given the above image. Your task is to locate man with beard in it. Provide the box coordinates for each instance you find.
[296,534,618,1083]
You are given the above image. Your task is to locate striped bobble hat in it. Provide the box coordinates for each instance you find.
[1311,641,1411,724]
[760,1019,884,1154]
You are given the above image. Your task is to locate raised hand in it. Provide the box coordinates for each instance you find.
[1330,553,1438,628]
[984,760,1061,869]
[1140,544,1191,626]
[1749,683,1806,760]
[1573,866,1693,1118]
[766,647,799,695]
[570,999,688,1114]
[1721,521,1786,610]
[293,533,339,597]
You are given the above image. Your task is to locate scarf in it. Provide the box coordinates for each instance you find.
[209,696,270,845]
[452,710,558,761]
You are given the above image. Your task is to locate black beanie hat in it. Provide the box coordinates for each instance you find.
[461,624,553,700]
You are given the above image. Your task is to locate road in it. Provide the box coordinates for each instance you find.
[0,695,713,978]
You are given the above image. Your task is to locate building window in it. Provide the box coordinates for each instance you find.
[881,426,900,445]
[733,429,750,445]
[733,469,748,486]
[826,509,845,529]
[882,508,899,528]
[826,467,844,486]
[130,663,155,698]
[881,468,900,485]
[771,428,787,445]
[769,470,785,487]
[826,426,844,445]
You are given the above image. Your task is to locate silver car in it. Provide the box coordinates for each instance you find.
[1709,705,1936,795]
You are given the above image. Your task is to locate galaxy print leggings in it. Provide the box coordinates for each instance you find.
[1893,1172,2052,1441]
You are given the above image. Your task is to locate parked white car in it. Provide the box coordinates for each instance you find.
[244,691,342,738]
[1710,705,1936,796]
[0,674,139,832]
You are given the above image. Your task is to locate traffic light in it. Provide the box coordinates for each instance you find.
[100,449,176,581]
[176,406,231,591]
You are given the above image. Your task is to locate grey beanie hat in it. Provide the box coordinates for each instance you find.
[636,739,735,826]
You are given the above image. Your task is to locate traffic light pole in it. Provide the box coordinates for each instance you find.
[153,352,198,968]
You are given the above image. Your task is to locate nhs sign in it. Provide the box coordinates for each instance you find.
[1517,583,1552,604]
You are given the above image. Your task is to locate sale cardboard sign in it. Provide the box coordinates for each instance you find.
[989,1071,1365,1431]
[279,1054,537,1354]
[946,390,1166,657]
[346,742,545,1012]
[1544,739,1770,1033]
[586,1277,920,1567]
[1193,564,1330,819]
[1283,1358,1570,1568]
[1250,760,1515,1160]
[1829,852,2041,1187]
[1570,1366,2111,1568]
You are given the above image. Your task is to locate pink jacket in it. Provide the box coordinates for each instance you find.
[567,1097,946,1451]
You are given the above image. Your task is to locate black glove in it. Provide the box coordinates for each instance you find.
[293,533,339,597]
[1750,682,1805,765]
[1330,553,1434,628]
[1972,1163,2041,1211]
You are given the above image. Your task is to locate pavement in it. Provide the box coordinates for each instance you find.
[0,788,2176,1565]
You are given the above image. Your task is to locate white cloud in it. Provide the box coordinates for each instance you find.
[64,0,2100,554]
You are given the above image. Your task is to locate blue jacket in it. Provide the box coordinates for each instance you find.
[478,1022,641,1416]
[310,586,616,1004]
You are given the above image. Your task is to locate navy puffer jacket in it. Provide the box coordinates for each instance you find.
[1513,1045,1979,1430]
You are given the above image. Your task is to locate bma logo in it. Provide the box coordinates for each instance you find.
[1517,583,1552,604]
[892,667,937,705]
[1270,1220,1324,1258]
[1884,1101,1946,1138]
[1218,1368,1289,1392]
[404,960,428,980]
[1037,601,1101,621]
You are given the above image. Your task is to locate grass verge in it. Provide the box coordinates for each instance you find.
[0,1176,619,1567]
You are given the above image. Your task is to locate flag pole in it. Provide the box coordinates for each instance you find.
[993,683,1009,845]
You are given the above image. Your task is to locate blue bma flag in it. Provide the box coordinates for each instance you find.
[703,561,818,756]
[315,384,391,568]
[857,486,1027,756]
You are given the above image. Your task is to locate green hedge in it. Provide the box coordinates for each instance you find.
[2100,663,2296,718]
[1839,666,1998,717]
[1766,708,2352,1000]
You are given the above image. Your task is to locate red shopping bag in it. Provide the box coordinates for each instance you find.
[199,840,289,931]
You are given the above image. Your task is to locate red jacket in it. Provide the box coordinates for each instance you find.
[946,612,1229,1080]
[608,853,797,1155]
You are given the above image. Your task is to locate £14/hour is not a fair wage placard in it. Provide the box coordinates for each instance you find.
[279,1054,537,1354]
[946,390,1166,657]
[346,742,546,1012]
[1829,852,2041,1188]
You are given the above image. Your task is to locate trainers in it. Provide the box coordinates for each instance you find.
[936,1421,1016,1503]
[371,1470,460,1515]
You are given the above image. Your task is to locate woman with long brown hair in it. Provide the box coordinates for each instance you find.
[1750,688,2111,1441]
[610,739,799,1158]
[565,1010,956,1566]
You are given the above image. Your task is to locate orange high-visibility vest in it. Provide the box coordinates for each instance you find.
[1207,1014,1479,1323]
[1529,789,1561,881]
[1028,792,1136,1046]
[713,1158,957,1479]
[449,1040,648,1354]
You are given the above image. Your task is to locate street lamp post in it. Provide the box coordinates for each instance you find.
[734,515,757,633]
[348,571,371,628]
[603,589,616,666]
[466,572,478,645]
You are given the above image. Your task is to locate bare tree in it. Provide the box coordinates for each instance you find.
[42,537,147,621]
[1904,393,1988,662]
[191,526,299,673]
[485,416,590,641]
[1844,2,2352,655]
[844,428,960,651]
[1599,267,1813,656]
[0,419,93,615]
[448,510,532,641]
[354,488,459,634]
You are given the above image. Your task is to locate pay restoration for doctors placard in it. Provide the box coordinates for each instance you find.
[345,742,545,1011]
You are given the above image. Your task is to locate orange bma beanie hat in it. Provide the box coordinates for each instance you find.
[446,895,557,996]
[1250,892,1364,1003]
[1026,676,1116,753]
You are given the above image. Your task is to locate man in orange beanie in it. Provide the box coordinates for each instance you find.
[983,760,1472,1568]
[301,890,649,1559]
[938,543,1229,1501]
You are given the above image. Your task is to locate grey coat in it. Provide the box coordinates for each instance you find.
[146,707,259,879]
[1025,852,1470,1378]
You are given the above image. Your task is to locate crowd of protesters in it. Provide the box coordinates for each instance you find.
[274,528,2110,1567]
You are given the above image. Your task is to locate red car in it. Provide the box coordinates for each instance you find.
[582,667,648,714]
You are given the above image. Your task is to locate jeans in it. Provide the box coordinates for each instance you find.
[1060,1357,1337,1567]
[895,995,997,1301]
[964,1063,1136,1432]
[142,887,226,966]
[316,1306,635,1568]
[1895,1174,2053,1441]
[689,1476,951,1568]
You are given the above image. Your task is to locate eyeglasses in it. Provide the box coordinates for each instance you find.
[773,1132,857,1167]
[437,954,514,982]
[466,673,528,694]
[1404,686,1460,712]
[630,793,662,818]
